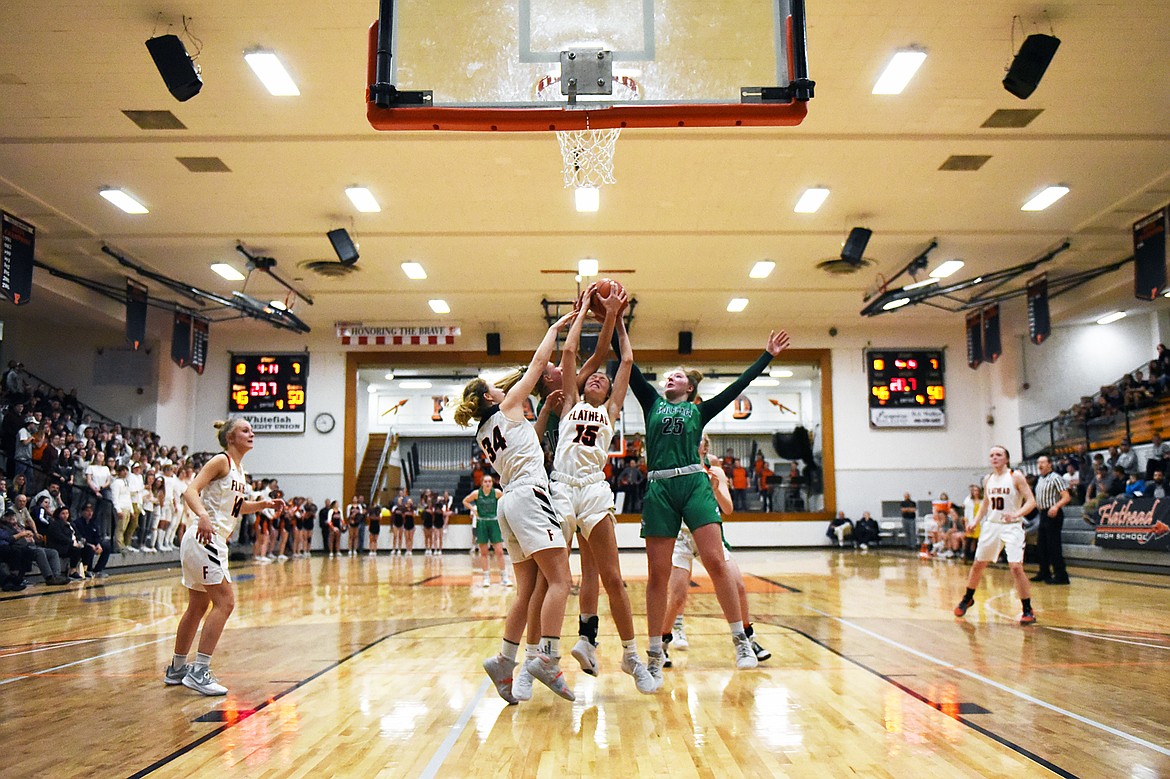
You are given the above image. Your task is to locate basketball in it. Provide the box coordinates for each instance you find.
[590,278,625,317]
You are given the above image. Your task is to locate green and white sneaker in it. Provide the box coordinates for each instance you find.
[164,663,189,686]
[182,666,228,696]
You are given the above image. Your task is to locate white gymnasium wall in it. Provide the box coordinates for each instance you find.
[1015,308,1160,424]
[188,329,348,506]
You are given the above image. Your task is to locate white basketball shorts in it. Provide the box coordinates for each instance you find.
[671,529,731,571]
[551,480,616,542]
[973,521,1025,563]
[497,482,566,563]
[180,530,232,591]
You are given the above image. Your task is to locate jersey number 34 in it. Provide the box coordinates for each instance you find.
[480,428,508,463]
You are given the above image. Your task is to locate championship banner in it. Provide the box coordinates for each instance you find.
[1094,496,1170,551]
[1,210,35,306]
[125,279,148,350]
[191,318,209,375]
[171,312,192,368]
[337,324,460,346]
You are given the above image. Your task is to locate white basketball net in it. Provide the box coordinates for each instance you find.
[535,75,641,188]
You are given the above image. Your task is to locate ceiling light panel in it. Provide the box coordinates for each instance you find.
[345,187,381,213]
[872,50,927,95]
[210,263,245,281]
[1021,186,1069,211]
[794,188,830,213]
[401,262,427,279]
[750,260,775,278]
[428,299,450,314]
[244,50,300,96]
[727,298,749,312]
[99,188,148,214]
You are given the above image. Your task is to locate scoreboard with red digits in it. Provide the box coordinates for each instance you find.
[866,349,945,428]
[228,353,309,433]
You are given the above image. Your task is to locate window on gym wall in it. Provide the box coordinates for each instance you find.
[353,359,825,515]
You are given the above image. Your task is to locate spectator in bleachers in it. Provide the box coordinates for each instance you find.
[111,464,134,553]
[757,461,775,511]
[854,512,880,550]
[1063,464,1082,504]
[1,507,68,584]
[1147,470,1167,498]
[73,502,109,576]
[1123,472,1146,497]
[45,506,86,578]
[730,458,749,511]
[1146,431,1169,480]
[13,416,36,481]
[615,456,645,513]
[1115,439,1139,476]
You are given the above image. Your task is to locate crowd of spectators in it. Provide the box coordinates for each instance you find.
[1060,345,1170,427]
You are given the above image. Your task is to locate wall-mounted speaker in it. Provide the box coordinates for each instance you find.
[486,332,501,355]
[678,331,693,355]
[1003,34,1061,100]
[145,34,202,102]
[327,228,359,265]
[840,227,872,265]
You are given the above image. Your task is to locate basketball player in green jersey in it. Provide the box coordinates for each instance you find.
[463,475,509,586]
[630,329,790,679]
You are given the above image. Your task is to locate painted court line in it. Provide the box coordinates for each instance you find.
[419,678,490,779]
[0,638,98,659]
[0,636,170,687]
[1045,626,1170,652]
[804,606,1170,758]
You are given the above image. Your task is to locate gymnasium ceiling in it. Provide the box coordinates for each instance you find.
[1,1,1169,346]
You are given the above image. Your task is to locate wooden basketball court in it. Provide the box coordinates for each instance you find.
[2,550,1167,778]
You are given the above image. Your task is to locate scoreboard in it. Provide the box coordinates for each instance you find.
[229,353,308,433]
[866,349,945,428]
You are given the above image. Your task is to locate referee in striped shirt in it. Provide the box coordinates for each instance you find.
[1031,455,1071,584]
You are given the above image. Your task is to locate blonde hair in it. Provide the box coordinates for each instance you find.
[213,417,248,448]
[493,368,525,396]
[453,378,491,428]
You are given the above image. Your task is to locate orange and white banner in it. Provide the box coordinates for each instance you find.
[336,324,460,346]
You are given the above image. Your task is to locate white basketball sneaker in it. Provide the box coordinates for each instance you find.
[570,637,598,676]
[733,633,759,669]
[182,666,228,696]
[513,656,535,701]
[621,653,660,694]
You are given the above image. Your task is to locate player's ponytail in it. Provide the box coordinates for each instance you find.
[454,379,490,428]
[213,417,247,448]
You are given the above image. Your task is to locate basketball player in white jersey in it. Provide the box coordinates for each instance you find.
[953,445,1038,625]
[164,418,284,695]
[454,312,577,704]
[510,297,657,697]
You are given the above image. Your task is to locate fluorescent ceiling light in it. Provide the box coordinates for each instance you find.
[345,187,381,213]
[750,260,776,279]
[883,297,911,311]
[973,277,984,284]
[384,371,395,380]
[244,50,300,96]
[727,298,749,312]
[401,262,427,280]
[210,263,245,281]
[399,380,432,389]
[872,50,927,95]
[268,300,287,311]
[99,188,148,214]
[750,377,780,387]
[367,385,379,394]
[1096,311,1125,325]
[578,258,599,277]
[929,259,965,278]
[768,368,794,378]
[794,188,830,213]
[1021,185,1069,211]
[428,299,450,314]
[575,186,600,212]
[904,278,938,291]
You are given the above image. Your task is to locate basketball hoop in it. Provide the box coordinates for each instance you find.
[535,75,641,188]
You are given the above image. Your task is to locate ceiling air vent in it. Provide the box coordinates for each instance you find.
[177,156,231,173]
[980,109,1043,128]
[939,155,992,171]
[122,110,187,130]
[815,257,873,275]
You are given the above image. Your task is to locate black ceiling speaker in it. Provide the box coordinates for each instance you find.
[840,227,872,265]
[1003,34,1061,99]
[327,228,360,265]
[145,34,202,102]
